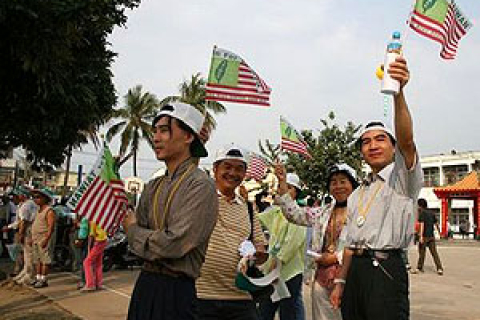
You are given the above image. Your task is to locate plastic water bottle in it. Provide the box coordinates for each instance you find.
[381,31,402,95]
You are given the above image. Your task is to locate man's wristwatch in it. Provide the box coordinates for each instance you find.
[333,278,346,285]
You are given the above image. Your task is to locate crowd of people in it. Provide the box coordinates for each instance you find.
[121,56,424,320]
[0,56,452,320]
[0,186,109,292]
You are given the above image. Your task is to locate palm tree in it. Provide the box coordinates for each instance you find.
[161,73,226,130]
[106,85,160,177]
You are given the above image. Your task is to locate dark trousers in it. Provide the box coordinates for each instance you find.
[128,270,196,320]
[342,252,409,320]
[259,273,305,320]
[196,298,259,320]
[417,237,443,271]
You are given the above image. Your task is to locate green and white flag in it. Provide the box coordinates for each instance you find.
[67,143,128,235]
[410,0,472,59]
[205,47,271,106]
[280,117,311,158]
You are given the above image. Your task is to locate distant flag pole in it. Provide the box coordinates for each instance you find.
[280,116,312,159]
[66,141,128,235]
[205,46,272,107]
[409,0,473,59]
[400,0,418,52]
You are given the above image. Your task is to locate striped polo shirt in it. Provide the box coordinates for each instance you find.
[196,193,266,300]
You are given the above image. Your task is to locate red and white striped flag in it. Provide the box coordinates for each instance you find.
[67,144,128,235]
[206,47,271,107]
[410,0,472,59]
[280,117,312,159]
[246,153,267,181]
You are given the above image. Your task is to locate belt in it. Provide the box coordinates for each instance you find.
[143,261,186,278]
[351,248,401,261]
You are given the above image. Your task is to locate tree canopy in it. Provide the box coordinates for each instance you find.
[0,0,140,168]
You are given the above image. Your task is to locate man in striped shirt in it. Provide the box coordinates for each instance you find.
[196,145,267,320]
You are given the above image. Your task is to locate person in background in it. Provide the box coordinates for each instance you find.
[258,172,307,320]
[275,163,358,320]
[0,195,10,256]
[7,187,38,283]
[459,219,470,239]
[73,214,90,289]
[81,221,107,291]
[412,198,443,275]
[30,188,56,288]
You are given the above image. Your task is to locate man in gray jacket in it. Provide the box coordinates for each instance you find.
[123,102,218,320]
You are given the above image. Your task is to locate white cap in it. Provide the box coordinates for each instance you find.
[328,163,357,180]
[214,144,247,165]
[286,173,302,190]
[357,121,396,146]
[153,102,208,157]
[327,163,359,189]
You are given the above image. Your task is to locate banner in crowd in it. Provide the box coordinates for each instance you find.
[280,117,311,159]
[67,143,128,235]
[206,47,271,106]
[410,0,472,59]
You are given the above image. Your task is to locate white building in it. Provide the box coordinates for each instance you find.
[419,150,480,236]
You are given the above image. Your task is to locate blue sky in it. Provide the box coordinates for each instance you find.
[70,0,480,181]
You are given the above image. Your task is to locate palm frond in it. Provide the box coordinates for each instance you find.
[119,123,134,157]
[105,121,126,142]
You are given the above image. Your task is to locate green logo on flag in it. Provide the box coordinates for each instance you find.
[281,120,301,143]
[215,60,228,83]
[423,0,437,13]
[415,0,448,23]
[208,56,240,86]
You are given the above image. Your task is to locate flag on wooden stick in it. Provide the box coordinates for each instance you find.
[246,153,267,181]
[280,117,312,159]
[409,0,473,59]
[206,47,271,106]
[67,143,128,235]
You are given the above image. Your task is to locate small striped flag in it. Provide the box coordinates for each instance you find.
[67,144,128,235]
[410,0,472,59]
[280,117,312,159]
[206,47,271,107]
[246,153,267,181]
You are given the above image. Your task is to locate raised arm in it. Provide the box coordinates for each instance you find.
[274,162,312,226]
[389,56,416,169]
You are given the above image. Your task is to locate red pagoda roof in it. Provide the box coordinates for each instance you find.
[434,171,480,195]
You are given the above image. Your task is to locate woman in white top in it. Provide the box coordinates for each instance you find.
[274,164,358,320]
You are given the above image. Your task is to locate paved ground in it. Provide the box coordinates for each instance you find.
[1,241,479,320]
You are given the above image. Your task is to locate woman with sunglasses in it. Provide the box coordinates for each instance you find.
[274,163,358,320]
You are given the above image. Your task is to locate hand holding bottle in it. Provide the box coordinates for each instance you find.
[381,31,403,95]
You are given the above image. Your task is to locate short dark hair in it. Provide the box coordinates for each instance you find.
[417,198,428,209]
